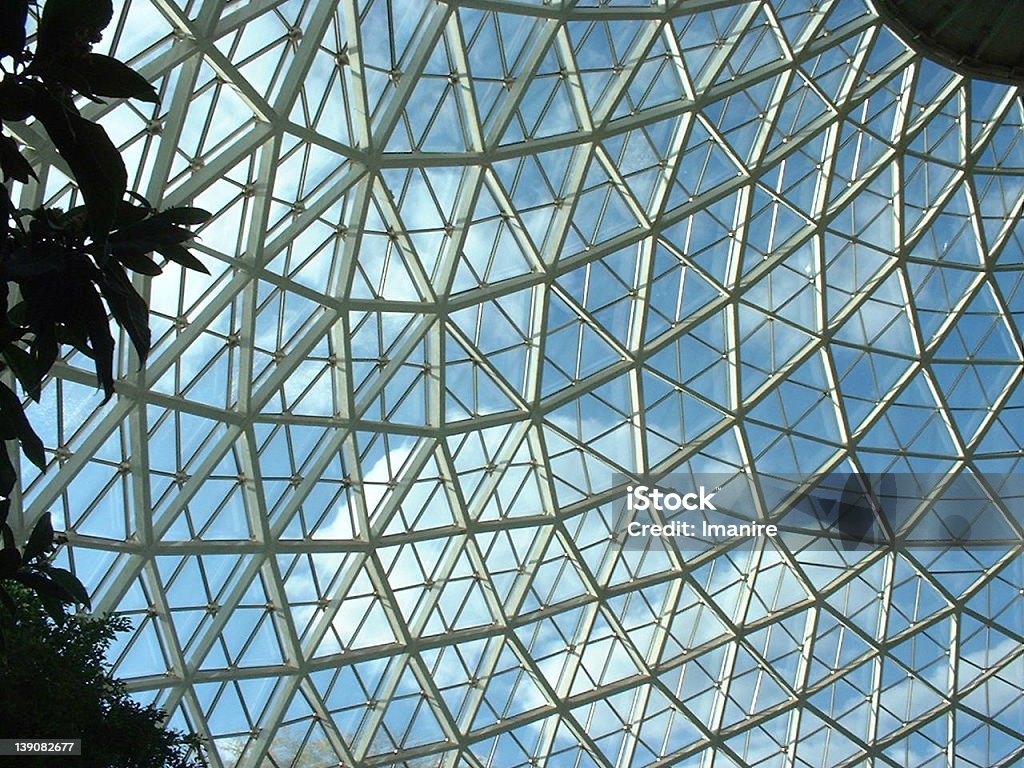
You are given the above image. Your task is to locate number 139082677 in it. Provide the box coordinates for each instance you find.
[0,739,82,756]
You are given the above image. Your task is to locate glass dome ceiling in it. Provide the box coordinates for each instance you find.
[11,0,1024,765]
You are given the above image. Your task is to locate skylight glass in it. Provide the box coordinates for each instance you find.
[11,0,1024,766]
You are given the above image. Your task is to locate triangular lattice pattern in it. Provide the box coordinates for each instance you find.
[9,0,1024,766]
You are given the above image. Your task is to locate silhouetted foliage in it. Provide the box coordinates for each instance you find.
[0,585,205,767]
[0,0,208,631]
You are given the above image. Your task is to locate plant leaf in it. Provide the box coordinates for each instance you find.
[96,261,150,364]
[0,243,66,280]
[55,324,93,358]
[2,342,41,401]
[0,183,12,225]
[18,254,116,401]
[79,53,158,103]
[27,61,100,101]
[45,567,91,608]
[116,250,163,276]
[0,381,45,469]
[163,206,213,225]
[11,570,69,625]
[73,277,117,400]
[0,450,14,498]
[22,512,54,562]
[6,302,26,326]
[0,545,21,578]
[156,242,210,274]
[36,0,114,62]
[29,83,127,242]
[0,322,26,351]
[0,80,34,122]
[0,0,29,59]
[29,326,59,387]
[114,201,151,227]
[110,216,194,250]
[0,132,35,184]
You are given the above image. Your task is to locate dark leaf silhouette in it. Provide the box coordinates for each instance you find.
[97,260,151,364]
[0,132,35,183]
[0,0,29,59]
[22,513,55,563]
[0,382,44,469]
[0,0,208,651]
[35,0,114,63]
[29,86,127,241]
[79,53,159,103]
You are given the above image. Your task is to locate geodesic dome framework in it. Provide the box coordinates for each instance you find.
[8,0,1024,765]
